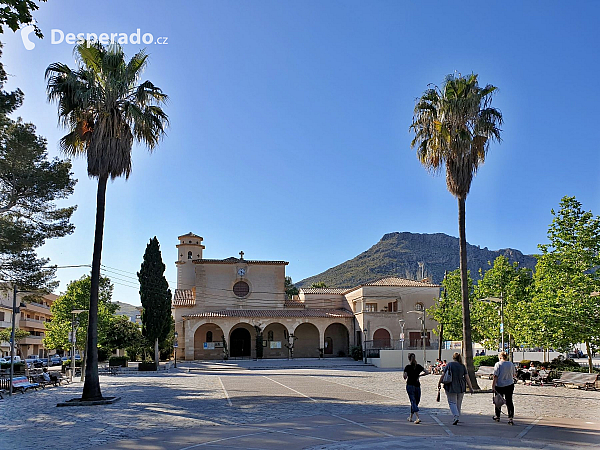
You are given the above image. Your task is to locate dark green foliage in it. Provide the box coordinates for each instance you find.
[350,346,363,361]
[0,44,76,290]
[0,0,47,37]
[519,360,542,368]
[1,362,24,371]
[297,232,537,288]
[108,356,128,367]
[97,347,110,362]
[473,354,499,370]
[138,237,172,344]
[284,276,299,297]
[104,315,143,353]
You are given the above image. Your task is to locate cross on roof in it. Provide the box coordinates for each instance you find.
[239,251,244,260]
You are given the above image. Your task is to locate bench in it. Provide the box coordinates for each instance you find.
[0,388,6,399]
[530,369,550,386]
[51,372,70,386]
[475,366,495,379]
[31,374,54,389]
[554,372,599,390]
[12,376,39,393]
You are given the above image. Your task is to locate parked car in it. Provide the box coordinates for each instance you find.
[0,357,8,364]
[50,356,62,366]
[25,356,47,368]
[4,356,22,363]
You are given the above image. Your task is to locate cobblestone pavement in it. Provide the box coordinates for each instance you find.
[0,361,598,450]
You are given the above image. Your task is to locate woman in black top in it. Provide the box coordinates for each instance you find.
[403,353,429,424]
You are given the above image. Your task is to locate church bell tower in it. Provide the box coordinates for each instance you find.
[176,232,205,290]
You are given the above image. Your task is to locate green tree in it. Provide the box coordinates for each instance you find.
[410,73,502,388]
[138,236,172,369]
[0,45,76,290]
[474,256,533,355]
[104,315,143,354]
[0,327,29,356]
[285,276,299,297]
[43,276,116,360]
[311,281,328,288]
[0,0,47,38]
[428,269,475,342]
[46,42,168,400]
[531,197,600,372]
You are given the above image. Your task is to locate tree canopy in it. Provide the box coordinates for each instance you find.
[0,45,76,290]
[0,0,47,38]
[43,275,117,353]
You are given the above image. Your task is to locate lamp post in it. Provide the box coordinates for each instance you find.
[363,329,368,364]
[9,286,34,396]
[398,319,405,369]
[479,296,504,354]
[173,331,178,368]
[407,309,426,365]
[70,309,86,382]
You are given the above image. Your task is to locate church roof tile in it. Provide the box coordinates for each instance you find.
[182,308,353,319]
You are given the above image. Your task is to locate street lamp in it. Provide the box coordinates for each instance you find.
[70,309,87,382]
[9,286,35,396]
[407,308,427,365]
[479,296,504,353]
[173,331,178,368]
[363,328,368,364]
[398,319,405,369]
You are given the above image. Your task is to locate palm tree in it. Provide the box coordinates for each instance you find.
[409,73,502,388]
[46,43,168,400]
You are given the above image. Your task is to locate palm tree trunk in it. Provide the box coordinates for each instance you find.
[155,338,159,370]
[458,196,479,389]
[82,175,108,400]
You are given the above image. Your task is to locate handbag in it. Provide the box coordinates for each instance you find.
[442,366,452,384]
[493,392,506,408]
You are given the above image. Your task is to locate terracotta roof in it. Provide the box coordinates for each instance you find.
[182,308,354,319]
[193,258,288,265]
[346,276,440,292]
[284,298,305,308]
[300,288,347,295]
[173,289,195,307]
[178,232,203,240]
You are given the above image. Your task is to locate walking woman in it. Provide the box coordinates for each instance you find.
[492,351,516,424]
[437,352,473,425]
[404,352,429,424]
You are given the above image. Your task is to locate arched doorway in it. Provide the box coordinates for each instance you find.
[294,323,320,358]
[324,323,350,356]
[263,323,288,358]
[230,327,252,358]
[373,328,391,349]
[193,323,225,360]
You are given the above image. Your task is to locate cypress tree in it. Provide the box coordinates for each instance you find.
[138,237,172,368]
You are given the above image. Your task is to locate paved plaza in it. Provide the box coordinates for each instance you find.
[1,359,599,449]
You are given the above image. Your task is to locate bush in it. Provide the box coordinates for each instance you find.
[350,346,363,361]
[338,350,346,357]
[108,356,128,367]
[97,347,110,362]
[0,362,25,373]
[519,360,543,368]
[548,356,580,370]
[473,354,499,370]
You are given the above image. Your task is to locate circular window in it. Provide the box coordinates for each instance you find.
[233,281,250,298]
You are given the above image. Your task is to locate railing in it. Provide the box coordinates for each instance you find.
[364,339,439,358]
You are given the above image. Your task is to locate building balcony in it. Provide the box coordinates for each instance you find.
[20,318,46,330]
[23,302,51,314]
[21,335,43,345]
[0,320,12,328]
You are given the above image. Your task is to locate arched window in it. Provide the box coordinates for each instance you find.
[206,331,213,342]
[415,302,424,311]
[187,251,192,259]
[267,330,274,341]
[284,329,289,340]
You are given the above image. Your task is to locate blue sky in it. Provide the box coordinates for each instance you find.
[2,1,599,305]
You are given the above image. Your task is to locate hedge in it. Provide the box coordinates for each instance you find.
[108,356,128,367]
[473,354,499,370]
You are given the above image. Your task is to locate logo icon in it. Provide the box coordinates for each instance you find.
[21,24,36,50]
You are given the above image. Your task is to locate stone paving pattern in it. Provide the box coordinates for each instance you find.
[0,360,598,449]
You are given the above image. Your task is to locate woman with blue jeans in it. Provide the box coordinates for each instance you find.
[438,352,474,425]
[404,353,429,424]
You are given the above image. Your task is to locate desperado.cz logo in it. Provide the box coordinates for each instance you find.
[21,26,168,50]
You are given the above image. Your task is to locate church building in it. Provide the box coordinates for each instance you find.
[172,233,441,360]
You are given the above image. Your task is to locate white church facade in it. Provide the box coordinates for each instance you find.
[172,232,441,360]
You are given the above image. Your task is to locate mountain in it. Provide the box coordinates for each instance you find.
[114,301,141,317]
[296,232,537,288]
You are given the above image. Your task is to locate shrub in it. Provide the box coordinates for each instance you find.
[519,360,543,368]
[473,354,499,370]
[338,350,346,357]
[0,362,25,373]
[97,347,110,362]
[350,346,363,361]
[108,356,128,367]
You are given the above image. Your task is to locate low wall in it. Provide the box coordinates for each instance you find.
[369,350,565,369]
